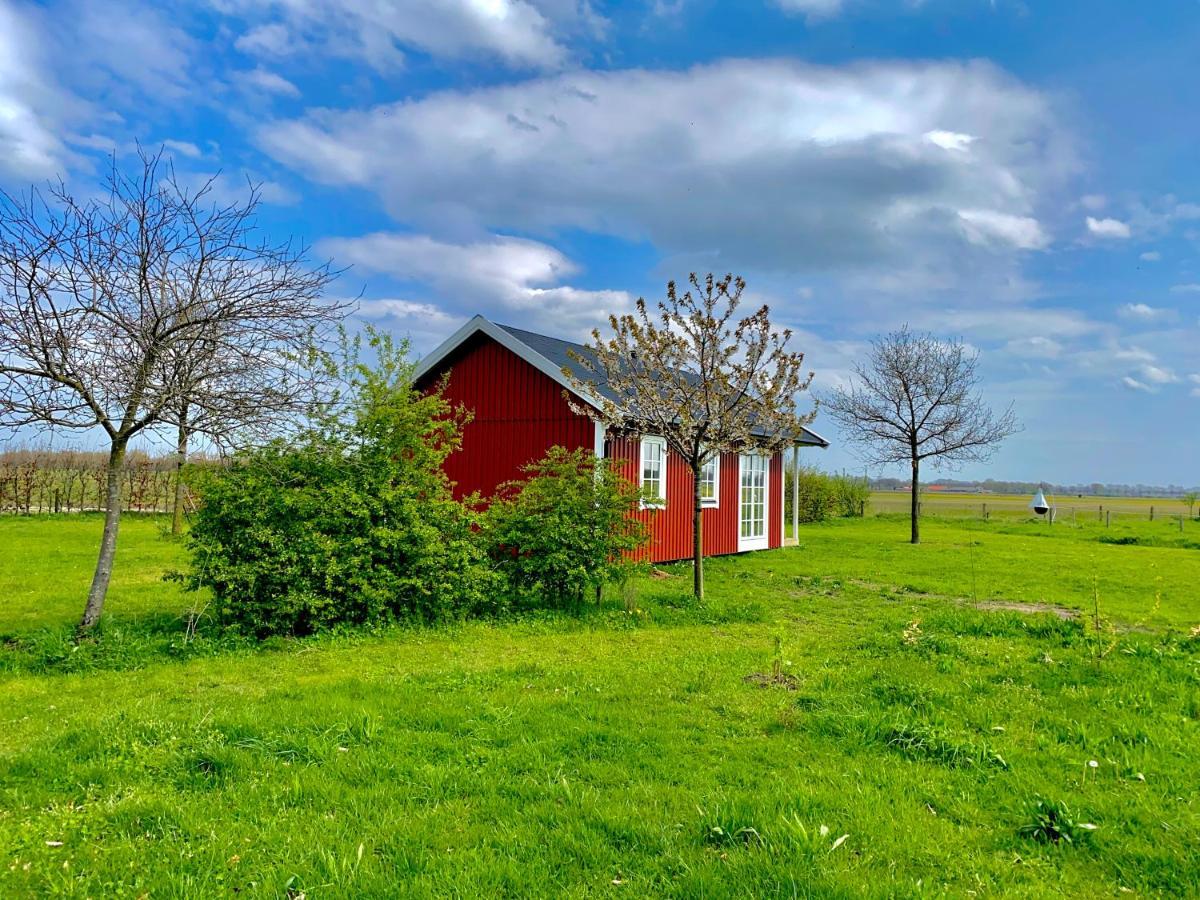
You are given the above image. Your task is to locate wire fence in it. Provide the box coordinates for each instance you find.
[869,493,1199,531]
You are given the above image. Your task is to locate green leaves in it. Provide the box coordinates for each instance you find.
[483,447,649,611]
[182,334,496,637]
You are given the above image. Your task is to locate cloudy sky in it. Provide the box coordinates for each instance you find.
[2,0,1197,484]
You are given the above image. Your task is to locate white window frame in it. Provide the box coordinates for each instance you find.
[639,436,667,508]
[698,451,720,508]
[738,453,770,552]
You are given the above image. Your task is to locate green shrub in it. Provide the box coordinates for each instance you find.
[785,467,870,523]
[1017,797,1097,845]
[181,330,497,637]
[483,447,649,610]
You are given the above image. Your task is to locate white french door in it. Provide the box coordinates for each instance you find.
[738,454,769,552]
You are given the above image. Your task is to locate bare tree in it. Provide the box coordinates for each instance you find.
[0,149,342,631]
[566,273,815,599]
[824,327,1020,544]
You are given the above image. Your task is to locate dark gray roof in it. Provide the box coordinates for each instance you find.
[495,322,828,447]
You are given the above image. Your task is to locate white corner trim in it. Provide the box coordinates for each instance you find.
[593,421,606,458]
[413,314,604,411]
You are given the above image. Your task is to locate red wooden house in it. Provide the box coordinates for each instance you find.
[414,315,828,564]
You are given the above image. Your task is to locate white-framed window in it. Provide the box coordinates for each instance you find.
[699,452,720,507]
[640,436,667,507]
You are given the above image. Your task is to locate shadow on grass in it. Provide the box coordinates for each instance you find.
[0,586,766,678]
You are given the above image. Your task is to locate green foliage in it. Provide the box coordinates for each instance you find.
[786,466,870,522]
[1017,797,1097,846]
[4,514,1200,895]
[483,446,648,610]
[181,329,496,637]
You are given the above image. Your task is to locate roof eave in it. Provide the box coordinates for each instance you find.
[414,315,604,411]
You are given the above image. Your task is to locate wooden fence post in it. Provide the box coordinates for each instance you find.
[1150,505,1154,521]
[1106,510,1111,528]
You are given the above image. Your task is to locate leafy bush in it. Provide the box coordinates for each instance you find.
[1017,797,1097,845]
[786,467,870,523]
[483,447,648,610]
[181,331,497,637]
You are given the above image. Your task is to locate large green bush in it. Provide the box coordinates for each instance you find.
[786,467,870,523]
[182,331,497,637]
[483,447,649,610]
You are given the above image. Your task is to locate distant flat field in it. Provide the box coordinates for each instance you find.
[870,490,1195,520]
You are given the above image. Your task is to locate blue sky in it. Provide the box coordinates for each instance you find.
[2,0,1197,485]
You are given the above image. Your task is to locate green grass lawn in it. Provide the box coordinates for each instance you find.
[2,514,1199,897]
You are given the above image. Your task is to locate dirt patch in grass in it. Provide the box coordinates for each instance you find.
[743,671,800,690]
[974,600,1078,620]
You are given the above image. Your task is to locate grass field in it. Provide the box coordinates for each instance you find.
[870,489,1198,523]
[2,513,1199,896]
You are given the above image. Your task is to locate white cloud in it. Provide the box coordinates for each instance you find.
[774,0,845,19]
[1139,250,1161,261]
[354,297,462,347]
[162,139,202,158]
[958,209,1048,250]
[176,170,299,207]
[1003,335,1063,358]
[1119,302,1171,321]
[224,0,578,71]
[1080,193,1107,211]
[925,129,976,152]
[321,232,634,337]
[1085,216,1131,239]
[261,58,1071,278]
[53,0,195,102]
[235,67,301,98]
[0,1,76,179]
[1137,364,1178,385]
[1120,364,1177,394]
[1170,283,1200,294]
[1122,376,1152,393]
[915,307,1099,341]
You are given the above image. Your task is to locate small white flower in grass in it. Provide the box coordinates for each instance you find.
[819,824,830,837]
[45,841,63,847]
[830,834,850,852]
[1088,760,1099,769]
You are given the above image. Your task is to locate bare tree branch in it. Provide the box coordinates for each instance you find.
[0,147,346,629]
[823,326,1020,543]
[564,273,816,599]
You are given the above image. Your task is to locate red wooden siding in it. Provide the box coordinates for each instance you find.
[769,451,783,550]
[420,331,785,563]
[607,438,755,563]
[425,333,593,500]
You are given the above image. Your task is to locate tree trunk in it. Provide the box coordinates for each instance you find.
[692,463,704,600]
[171,412,189,535]
[79,441,127,631]
[910,457,920,545]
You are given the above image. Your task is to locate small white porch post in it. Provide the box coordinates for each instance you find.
[791,442,800,543]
